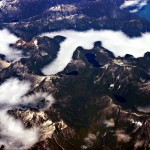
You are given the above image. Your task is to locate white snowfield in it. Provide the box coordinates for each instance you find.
[41,30,150,75]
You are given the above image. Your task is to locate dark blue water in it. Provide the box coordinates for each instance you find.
[85,53,102,67]
[138,3,150,21]
[66,71,79,76]
[113,95,127,103]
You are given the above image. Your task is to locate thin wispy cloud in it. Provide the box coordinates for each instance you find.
[21,92,55,110]
[41,30,150,75]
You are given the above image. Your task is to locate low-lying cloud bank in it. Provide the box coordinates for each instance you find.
[120,0,149,13]
[0,78,55,149]
[0,29,22,60]
[41,30,150,75]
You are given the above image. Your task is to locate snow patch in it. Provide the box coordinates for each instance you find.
[34,39,39,49]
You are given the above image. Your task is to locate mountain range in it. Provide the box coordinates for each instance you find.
[0,0,150,150]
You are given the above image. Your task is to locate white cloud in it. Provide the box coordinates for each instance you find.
[121,0,139,8]
[0,78,31,105]
[0,29,23,60]
[120,0,149,13]
[41,30,150,75]
[0,78,56,149]
[0,78,40,149]
[0,110,39,150]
